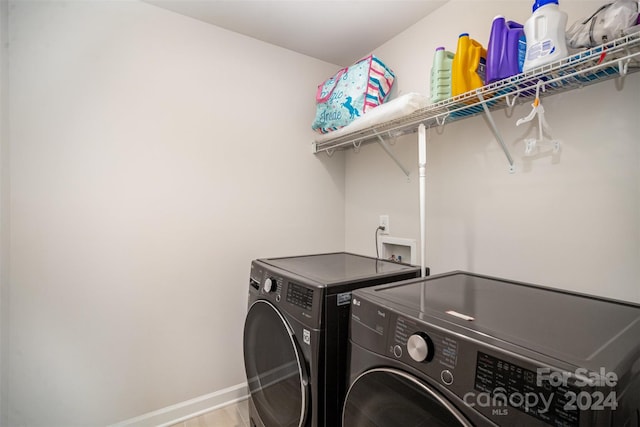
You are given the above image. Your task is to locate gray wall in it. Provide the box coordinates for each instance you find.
[344,0,640,302]
[5,1,344,425]
[2,0,639,426]
[1,0,8,425]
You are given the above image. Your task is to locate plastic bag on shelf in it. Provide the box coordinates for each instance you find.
[312,55,395,134]
[567,0,639,48]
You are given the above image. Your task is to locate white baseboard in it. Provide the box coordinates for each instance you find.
[108,383,249,427]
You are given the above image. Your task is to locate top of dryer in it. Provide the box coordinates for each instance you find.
[353,271,640,371]
[257,252,420,289]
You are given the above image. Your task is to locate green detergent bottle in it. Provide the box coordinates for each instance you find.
[430,47,455,103]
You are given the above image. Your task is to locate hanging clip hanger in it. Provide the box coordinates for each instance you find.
[506,86,522,108]
[516,80,560,155]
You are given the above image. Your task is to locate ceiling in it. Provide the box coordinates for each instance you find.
[144,0,448,65]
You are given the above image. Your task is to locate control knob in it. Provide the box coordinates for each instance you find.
[407,333,433,363]
[263,278,277,293]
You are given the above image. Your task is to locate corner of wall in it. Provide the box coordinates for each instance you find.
[0,0,9,424]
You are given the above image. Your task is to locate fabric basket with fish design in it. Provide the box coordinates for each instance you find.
[312,55,395,134]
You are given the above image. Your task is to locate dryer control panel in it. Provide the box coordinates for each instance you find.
[286,282,314,310]
[249,261,321,329]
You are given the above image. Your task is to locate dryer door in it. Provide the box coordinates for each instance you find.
[243,300,308,427]
[343,368,472,427]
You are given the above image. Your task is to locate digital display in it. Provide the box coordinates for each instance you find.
[475,352,579,427]
[286,282,314,310]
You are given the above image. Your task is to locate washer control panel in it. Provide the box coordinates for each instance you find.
[407,333,433,363]
[350,295,461,389]
[474,351,580,426]
[392,315,459,371]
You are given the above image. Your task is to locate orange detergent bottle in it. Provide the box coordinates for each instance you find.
[451,33,487,97]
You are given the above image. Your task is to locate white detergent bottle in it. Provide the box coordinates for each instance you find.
[523,0,568,72]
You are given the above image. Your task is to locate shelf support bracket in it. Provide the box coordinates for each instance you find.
[436,113,449,127]
[477,92,516,173]
[374,132,411,177]
[618,58,630,76]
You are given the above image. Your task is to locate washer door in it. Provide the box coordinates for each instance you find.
[343,368,472,427]
[243,300,308,427]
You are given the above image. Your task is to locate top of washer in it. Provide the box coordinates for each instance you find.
[257,252,420,288]
[354,271,640,370]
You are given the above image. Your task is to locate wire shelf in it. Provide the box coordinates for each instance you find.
[313,31,640,154]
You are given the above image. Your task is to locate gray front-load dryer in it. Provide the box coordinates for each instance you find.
[344,271,640,427]
[243,252,421,427]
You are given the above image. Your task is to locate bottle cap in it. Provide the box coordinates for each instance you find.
[459,33,469,38]
[533,0,558,12]
[436,47,445,51]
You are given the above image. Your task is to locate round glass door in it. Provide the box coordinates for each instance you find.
[243,300,308,427]
[343,368,471,427]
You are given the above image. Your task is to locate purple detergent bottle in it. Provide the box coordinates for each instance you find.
[486,15,524,83]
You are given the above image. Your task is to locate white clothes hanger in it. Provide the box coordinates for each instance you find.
[516,80,561,155]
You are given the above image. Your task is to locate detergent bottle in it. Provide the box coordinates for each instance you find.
[486,16,524,83]
[518,34,527,72]
[451,33,487,97]
[430,47,455,103]
[523,0,568,72]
